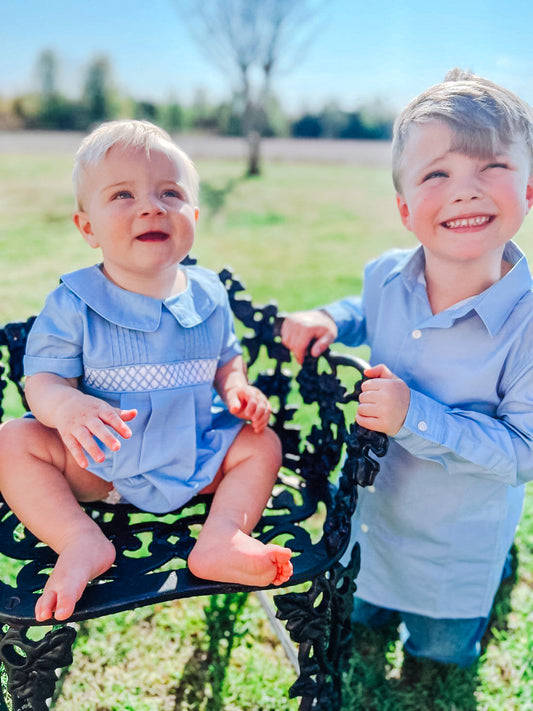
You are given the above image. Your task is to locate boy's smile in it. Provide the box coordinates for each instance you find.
[74,145,198,298]
[441,215,493,230]
[396,120,533,271]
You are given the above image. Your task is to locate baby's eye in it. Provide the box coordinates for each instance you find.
[161,188,185,199]
[112,190,133,200]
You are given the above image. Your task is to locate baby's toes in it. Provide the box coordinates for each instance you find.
[273,558,294,585]
[35,590,57,622]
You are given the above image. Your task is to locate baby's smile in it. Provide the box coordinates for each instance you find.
[135,231,170,242]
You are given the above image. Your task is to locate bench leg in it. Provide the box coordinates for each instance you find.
[275,544,360,710]
[0,624,77,711]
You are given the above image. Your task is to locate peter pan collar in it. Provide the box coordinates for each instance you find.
[61,264,219,331]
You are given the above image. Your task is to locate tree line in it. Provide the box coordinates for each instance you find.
[0,50,394,141]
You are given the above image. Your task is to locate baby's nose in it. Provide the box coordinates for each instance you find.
[140,195,166,215]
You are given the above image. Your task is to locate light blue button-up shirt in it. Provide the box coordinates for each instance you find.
[329,241,533,618]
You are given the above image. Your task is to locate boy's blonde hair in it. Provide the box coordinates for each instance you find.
[392,68,533,194]
[73,119,199,210]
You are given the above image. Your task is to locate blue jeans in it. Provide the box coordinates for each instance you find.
[351,598,488,667]
[351,550,514,667]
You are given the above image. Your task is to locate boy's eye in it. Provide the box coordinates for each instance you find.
[485,162,508,170]
[112,190,133,200]
[423,170,447,182]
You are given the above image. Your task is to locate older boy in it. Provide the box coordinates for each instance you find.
[282,69,533,667]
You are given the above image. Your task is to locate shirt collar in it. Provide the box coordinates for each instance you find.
[61,265,218,331]
[381,241,532,336]
[474,242,532,336]
[381,246,425,291]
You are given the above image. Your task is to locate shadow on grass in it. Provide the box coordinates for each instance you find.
[172,593,248,711]
[342,551,518,711]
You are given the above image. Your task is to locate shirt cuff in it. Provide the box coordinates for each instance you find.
[23,355,83,379]
[218,340,243,367]
[393,388,444,453]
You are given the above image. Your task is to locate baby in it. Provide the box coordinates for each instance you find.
[0,119,292,622]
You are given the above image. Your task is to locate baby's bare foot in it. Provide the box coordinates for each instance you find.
[271,553,294,585]
[188,526,293,587]
[35,534,115,621]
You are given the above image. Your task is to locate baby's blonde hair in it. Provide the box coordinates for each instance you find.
[392,69,533,194]
[73,119,199,210]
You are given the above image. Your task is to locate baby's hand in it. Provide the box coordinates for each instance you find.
[226,385,272,433]
[281,310,337,364]
[54,393,137,469]
[356,364,410,436]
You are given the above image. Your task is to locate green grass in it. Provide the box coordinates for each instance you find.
[1,146,532,710]
[51,595,299,711]
[0,156,416,321]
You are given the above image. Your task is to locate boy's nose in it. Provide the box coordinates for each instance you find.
[451,178,483,203]
[453,191,481,203]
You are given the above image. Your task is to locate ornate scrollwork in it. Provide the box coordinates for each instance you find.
[275,543,361,709]
[0,319,36,407]
[0,625,77,711]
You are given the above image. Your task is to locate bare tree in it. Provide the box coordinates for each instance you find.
[179,0,328,175]
[36,49,58,97]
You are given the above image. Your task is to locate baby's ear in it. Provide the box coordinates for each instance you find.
[73,211,99,248]
[396,194,412,231]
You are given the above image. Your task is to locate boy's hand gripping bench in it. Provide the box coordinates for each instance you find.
[0,265,387,711]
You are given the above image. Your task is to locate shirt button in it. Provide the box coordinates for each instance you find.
[417,421,428,432]
[412,329,422,339]
[361,524,369,533]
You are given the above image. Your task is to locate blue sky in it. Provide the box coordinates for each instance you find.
[1,0,532,115]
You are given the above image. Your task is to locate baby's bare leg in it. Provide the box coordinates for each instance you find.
[0,419,115,621]
[188,425,293,586]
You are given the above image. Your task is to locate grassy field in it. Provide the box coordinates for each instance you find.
[0,144,532,710]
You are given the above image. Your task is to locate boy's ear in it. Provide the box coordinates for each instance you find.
[396,194,412,231]
[73,211,99,248]
[526,177,533,212]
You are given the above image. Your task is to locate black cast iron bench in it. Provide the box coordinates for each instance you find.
[0,264,387,711]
